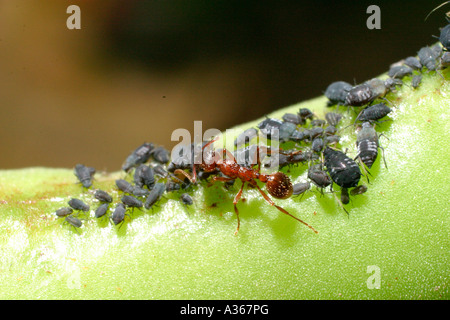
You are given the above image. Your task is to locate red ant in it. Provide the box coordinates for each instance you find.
[175,138,318,235]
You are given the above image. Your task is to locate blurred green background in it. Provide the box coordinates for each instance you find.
[0,0,445,171]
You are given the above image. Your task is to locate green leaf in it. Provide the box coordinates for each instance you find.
[0,68,448,299]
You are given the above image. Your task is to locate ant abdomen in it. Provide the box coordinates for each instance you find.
[266,172,293,199]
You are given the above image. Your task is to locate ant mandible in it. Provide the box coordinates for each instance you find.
[175,138,318,235]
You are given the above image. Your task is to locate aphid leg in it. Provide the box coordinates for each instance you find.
[354,155,372,183]
[332,188,350,217]
[255,184,318,234]
[119,213,132,230]
[117,220,125,231]
[232,182,246,235]
[377,133,389,169]
[379,145,388,169]
[354,109,364,126]
[71,225,81,235]
[436,70,445,80]
[62,219,81,234]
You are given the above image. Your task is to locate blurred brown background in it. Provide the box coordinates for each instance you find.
[0,0,445,171]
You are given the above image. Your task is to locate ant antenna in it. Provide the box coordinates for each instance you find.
[425,1,450,21]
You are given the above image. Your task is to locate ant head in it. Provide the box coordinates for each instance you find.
[266,172,293,199]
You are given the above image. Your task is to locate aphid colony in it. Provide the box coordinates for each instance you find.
[54,21,449,234]
[55,145,183,233]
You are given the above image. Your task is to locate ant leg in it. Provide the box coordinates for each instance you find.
[202,137,220,150]
[233,182,245,235]
[224,149,236,161]
[210,176,234,183]
[254,185,318,234]
[174,166,198,184]
[209,176,234,187]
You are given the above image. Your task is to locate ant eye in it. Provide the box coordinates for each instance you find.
[266,172,293,199]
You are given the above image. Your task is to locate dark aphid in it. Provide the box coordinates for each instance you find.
[324,134,341,145]
[289,129,307,142]
[432,43,443,59]
[95,203,109,218]
[55,207,73,217]
[355,122,385,169]
[74,164,95,188]
[263,151,290,169]
[440,23,450,50]
[152,146,170,164]
[324,125,337,136]
[180,193,193,206]
[165,180,182,192]
[282,113,303,125]
[350,185,368,196]
[324,81,352,106]
[388,65,413,79]
[122,142,154,172]
[439,51,450,69]
[279,121,298,142]
[308,164,332,191]
[133,164,146,188]
[311,137,324,153]
[111,203,127,226]
[384,78,403,92]
[292,181,311,197]
[418,46,440,71]
[365,78,390,99]
[115,179,134,194]
[303,127,324,141]
[345,83,374,107]
[94,189,113,203]
[403,56,422,70]
[323,147,362,189]
[355,103,392,123]
[196,170,215,181]
[279,149,317,166]
[64,215,82,230]
[144,182,166,210]
[258,118,283,138]
[132,186,150,197]
[121,195,143,210]
[153,164,169,177]
[307,127,324,140]
[234,128,258,146]
[311,119,326,127]
[134,164,155,189]
[68,198,90,212]
[325,112,342,127]
[292,150,318,164]
[411,74,423,89]
[341,187,350,205]
[298,108,314,120]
